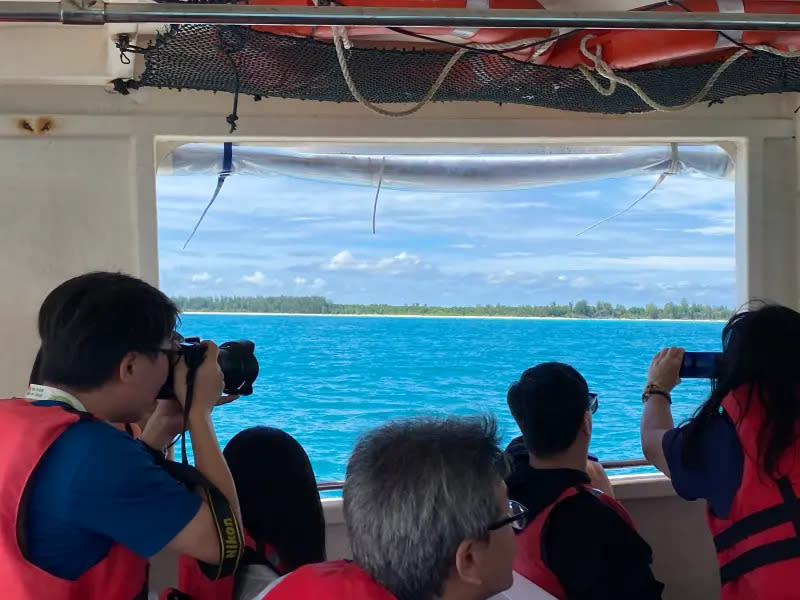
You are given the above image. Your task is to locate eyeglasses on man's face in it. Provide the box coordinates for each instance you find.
[487,499,529,532]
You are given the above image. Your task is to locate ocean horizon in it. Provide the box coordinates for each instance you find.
[179,313,722,481]
[184,311,727,323]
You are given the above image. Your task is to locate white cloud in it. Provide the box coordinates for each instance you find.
[293,276,326,290]
[324,250,422,273]
[684,225,735,236]
[190,272,211,282]
[496,251,535,258]
[242,271,279,286]
[599,255,734,271]
[326,250,357,271]
[450,243,475,249]
[504,201,551,209]
[570,190,602,199]
[570,276,593,289]
[243,271,265,285]
[447,254,734,276]
[487,270,516,284]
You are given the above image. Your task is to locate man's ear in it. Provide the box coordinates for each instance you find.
[454,538,484,586]
[582,411,592,437]
[118,351,139,383]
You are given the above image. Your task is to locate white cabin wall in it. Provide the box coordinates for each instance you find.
[1,84,799,599]
[0,130,144,396]
[735,136,800,308]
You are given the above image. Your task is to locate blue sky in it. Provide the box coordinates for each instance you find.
[156,165,735,307]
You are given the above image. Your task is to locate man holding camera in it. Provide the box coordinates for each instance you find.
[0,271,242,599]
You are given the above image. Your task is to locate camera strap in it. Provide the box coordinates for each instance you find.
[166,352,243,579]
[180,363,197,466]
[149,449,243,580]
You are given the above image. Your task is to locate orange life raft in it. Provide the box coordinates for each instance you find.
[546,0,800,69]
[247,0,800,67]
[249,0,557,63]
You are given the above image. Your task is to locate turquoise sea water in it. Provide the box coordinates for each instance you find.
[179,314,723,481]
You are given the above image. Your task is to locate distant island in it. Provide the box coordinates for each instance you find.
[172,296,734,321]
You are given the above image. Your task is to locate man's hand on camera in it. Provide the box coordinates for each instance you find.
[173,341,239,420]
[139,398,184,453]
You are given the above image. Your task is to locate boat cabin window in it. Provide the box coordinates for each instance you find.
[156,141,735,484]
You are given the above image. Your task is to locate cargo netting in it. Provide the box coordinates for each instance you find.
[128,23,800,120]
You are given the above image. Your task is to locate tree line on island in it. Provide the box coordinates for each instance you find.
[172,296,734,320]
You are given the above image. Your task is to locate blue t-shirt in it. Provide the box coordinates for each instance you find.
[24,401,202,580]
[662,411,744,518]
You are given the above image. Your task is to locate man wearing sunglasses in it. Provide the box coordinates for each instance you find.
[505,363,663,600]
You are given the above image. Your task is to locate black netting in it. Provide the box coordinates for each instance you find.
[135,24,800,114]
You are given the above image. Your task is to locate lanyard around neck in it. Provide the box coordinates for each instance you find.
[26,384,87,412]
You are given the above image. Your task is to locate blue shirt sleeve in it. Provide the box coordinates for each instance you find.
[26,418,202,579]
[662,413,743,518]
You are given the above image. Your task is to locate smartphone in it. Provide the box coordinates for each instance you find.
[680,351,721,379]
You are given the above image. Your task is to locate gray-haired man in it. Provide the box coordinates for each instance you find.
[264,416,522,600]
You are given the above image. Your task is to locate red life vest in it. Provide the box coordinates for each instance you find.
[261,560,396,600]
[707,386,800,600]
[162,531,284,600]
[0,398,149,600]
[514,484,636,600]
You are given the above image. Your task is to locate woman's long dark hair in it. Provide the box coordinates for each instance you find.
[681,303,800,477]
[223,427,326,573]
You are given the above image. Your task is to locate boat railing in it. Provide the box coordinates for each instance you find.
[316,458,651,491]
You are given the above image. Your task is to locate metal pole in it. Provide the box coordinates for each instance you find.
[0,1,798,28]
[0,1,61,22]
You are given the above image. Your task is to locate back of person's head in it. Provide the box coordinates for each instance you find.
[37,271,178,389]
[507,362,591,457]
[685,303,800,476]
[343,416,514,600]
[223,427,325,572]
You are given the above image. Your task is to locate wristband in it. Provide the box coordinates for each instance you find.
[642,384,672,404]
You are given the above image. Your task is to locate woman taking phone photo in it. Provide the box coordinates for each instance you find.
[640,303,800,600]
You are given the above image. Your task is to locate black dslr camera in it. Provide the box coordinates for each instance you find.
[159,336,259,399]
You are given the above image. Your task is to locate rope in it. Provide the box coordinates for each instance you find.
[577,34,800,112]
[372,157,385,234]
[315,0,468,117]
[576,142,680,236]
[332,25,468,117]
[467,36,557,62]
[330,32,559,116]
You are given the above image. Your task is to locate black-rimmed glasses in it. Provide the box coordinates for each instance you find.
[488,499,529,532]
[155,347,181,363]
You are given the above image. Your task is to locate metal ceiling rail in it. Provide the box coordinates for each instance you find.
[2,1,800,28]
